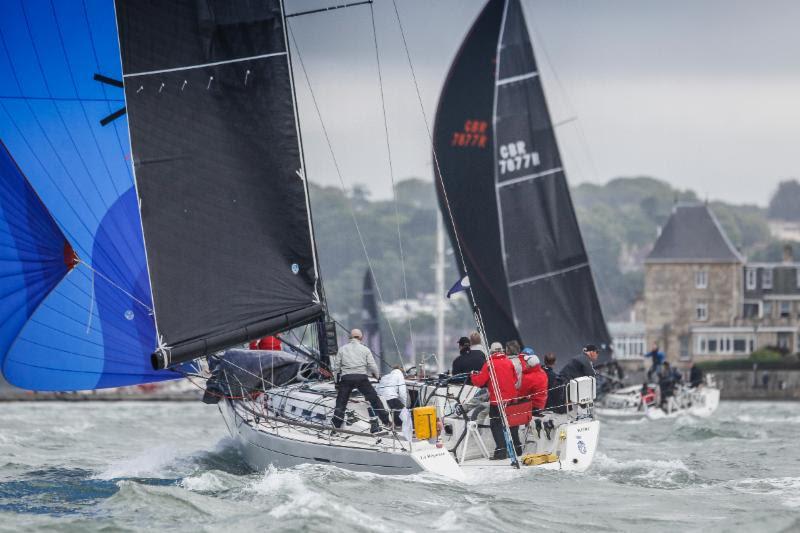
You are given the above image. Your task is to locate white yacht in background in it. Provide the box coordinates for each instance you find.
[597,376,720,420]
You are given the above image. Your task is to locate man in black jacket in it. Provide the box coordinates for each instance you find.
[560,344,599,382]
[451,332,486,381]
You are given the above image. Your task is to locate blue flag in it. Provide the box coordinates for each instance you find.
[446,276,471,298]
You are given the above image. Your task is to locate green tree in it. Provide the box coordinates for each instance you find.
[767,179,800,221]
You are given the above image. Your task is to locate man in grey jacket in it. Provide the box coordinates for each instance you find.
[331,329,390,432]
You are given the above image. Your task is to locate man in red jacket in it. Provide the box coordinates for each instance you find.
[518,353,549,411]
[471,342,521,459]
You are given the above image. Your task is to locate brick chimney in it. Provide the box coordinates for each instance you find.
[784,244,794,264]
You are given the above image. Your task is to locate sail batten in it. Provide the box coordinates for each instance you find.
[122,51,288,79]
[434,0,611,363]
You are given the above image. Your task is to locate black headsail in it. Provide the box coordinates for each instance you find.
[433,0,611,362]
[115,0,323,369]
[361,269,384,368]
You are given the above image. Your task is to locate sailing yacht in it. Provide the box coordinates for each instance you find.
[0,0,600,480]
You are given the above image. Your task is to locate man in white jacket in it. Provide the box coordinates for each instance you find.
[377,366,408,427]
[331,329,390,432]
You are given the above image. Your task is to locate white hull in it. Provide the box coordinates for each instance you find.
[218,379,600,480]
[597,383,720,420]
[219,399,463,479]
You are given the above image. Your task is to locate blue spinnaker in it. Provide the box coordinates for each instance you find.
[0,0,178,390]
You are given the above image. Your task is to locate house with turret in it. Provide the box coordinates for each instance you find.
[643,203,800,366]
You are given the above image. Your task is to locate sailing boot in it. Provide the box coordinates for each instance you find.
[370,418,380,433]
[544,420,554,440]
[492,448,508,460]
[534,418,543,438]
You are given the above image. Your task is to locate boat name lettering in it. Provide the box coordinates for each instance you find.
[418,450,448,460]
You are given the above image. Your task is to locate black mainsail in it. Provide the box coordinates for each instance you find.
[433,0,611,362]
[115,0,323,368]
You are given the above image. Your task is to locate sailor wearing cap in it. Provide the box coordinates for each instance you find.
[559,344,599,383]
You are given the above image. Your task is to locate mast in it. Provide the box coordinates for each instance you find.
[435,214,446,372]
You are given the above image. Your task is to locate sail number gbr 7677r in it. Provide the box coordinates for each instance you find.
[498,141,540,174]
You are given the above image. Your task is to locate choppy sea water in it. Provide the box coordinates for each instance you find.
[0,401,798,532]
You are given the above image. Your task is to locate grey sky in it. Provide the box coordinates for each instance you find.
[287,0,800,206]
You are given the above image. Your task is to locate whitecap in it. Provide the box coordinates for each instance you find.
[180,472,226,492]
[94,444,181,480]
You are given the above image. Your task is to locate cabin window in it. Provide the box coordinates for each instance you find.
[762,301,773,318]
[742,303,759,318]
[780,301,791,318]
[695,270,708,289]
[746,268,757,290]
[763,268,773,289]
[695,302,708,321]
[733,338,747,353]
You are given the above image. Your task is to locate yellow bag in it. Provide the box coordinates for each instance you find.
[521,453,558,466]
[412,406,438,440]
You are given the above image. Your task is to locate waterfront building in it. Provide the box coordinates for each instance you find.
[644,204,800,365]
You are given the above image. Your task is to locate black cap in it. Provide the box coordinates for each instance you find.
[458,336,470,346]
[583,344,598,352]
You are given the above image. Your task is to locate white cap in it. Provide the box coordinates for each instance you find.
[524,354,540,367]
[489,342,503,353]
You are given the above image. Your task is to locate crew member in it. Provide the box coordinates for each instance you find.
[506,340,523,389]
[644,342,665,381]
[331,329,390,432]
[560,344,599,382]
[658,361,682,409]
[452,336,484,379]
[542,353,560,410]
[518,353,549,412]
[377,365,408,427]
[471,342,521,460]
[689,364,704,388]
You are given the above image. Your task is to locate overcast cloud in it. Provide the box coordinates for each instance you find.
[286,0,800,206]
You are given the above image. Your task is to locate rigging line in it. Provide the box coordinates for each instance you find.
[368,2,416,359]
[286,22,405,367]
[388,0,468,278]
[286,0,373,18]
[525,8,600,184]
[75,259,152,311]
